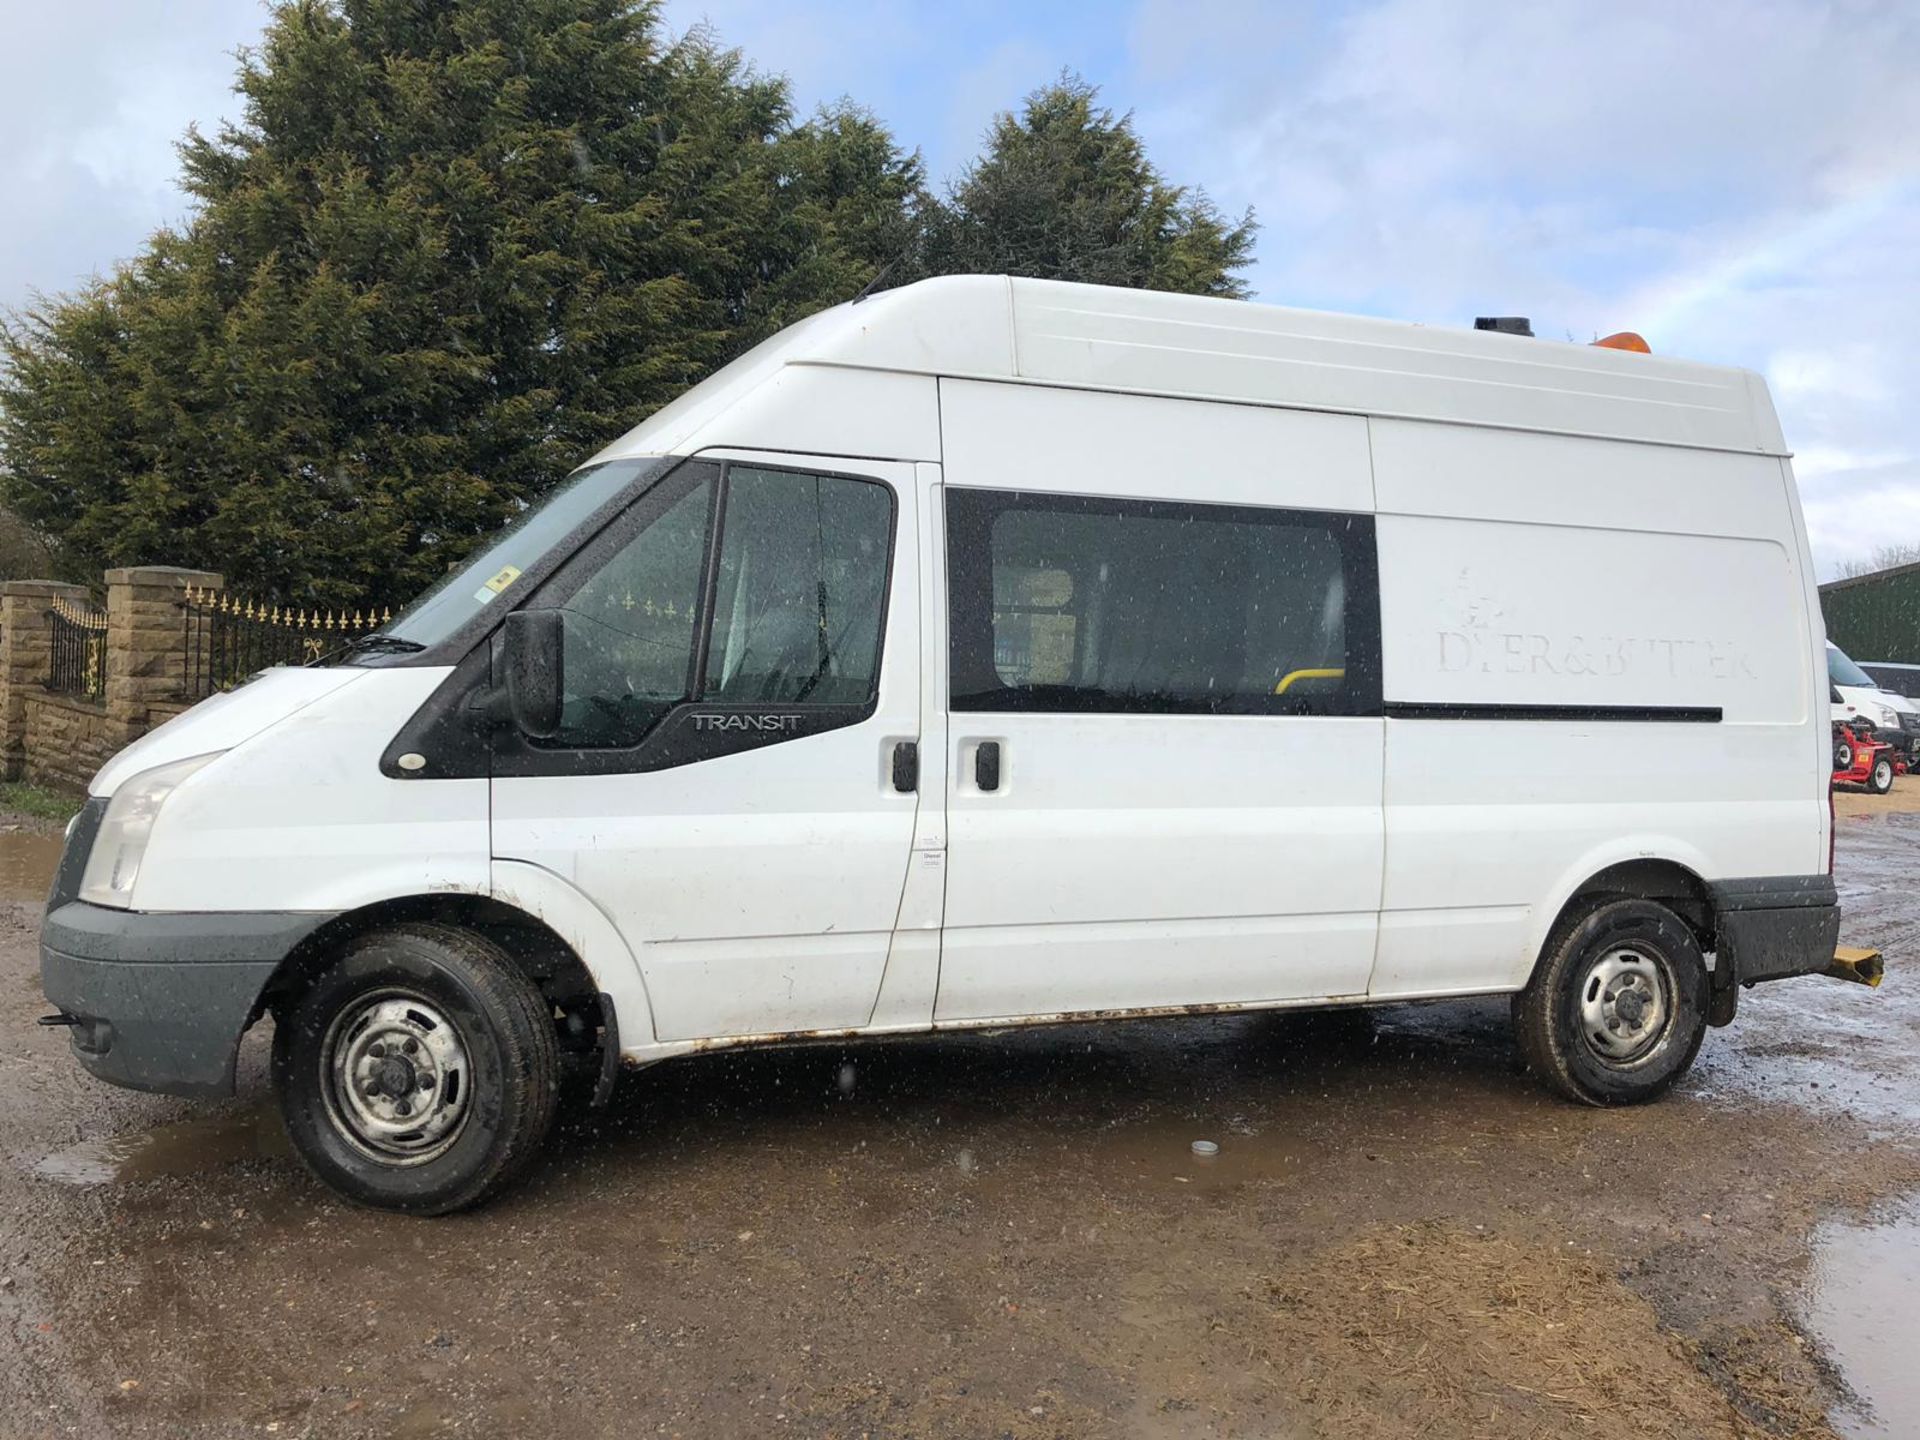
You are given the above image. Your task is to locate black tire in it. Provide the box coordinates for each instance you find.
[1835,738,1854,770]
[1512,898,1708,1106]
[1870,755,1895,794]
[272,923,559,1215]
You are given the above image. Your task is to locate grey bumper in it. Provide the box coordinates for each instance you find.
[1709,874,1841,987]
[40,901,332,1098]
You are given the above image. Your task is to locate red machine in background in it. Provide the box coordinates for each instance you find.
[1834,722,1898,795]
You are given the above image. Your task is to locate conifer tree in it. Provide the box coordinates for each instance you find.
[0,0,923,602]
[926,76,1255,298]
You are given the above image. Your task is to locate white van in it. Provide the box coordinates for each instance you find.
[41,277,1850,1213]
[1828,642,1920,764]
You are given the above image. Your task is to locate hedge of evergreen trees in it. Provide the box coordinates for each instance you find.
[1,0,1254,604]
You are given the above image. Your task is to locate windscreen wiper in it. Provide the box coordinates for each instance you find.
[325,632,428,662]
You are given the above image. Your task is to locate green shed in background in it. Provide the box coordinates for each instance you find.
[1820,560,1920,664]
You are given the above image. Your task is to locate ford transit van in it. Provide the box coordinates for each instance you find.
[1828,641,1920,764]
[40,277,1848,1213]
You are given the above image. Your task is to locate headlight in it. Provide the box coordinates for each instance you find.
[1877,703,1900,727]
[79,753,224,909]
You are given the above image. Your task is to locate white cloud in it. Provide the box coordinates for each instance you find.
[0,0,265,312]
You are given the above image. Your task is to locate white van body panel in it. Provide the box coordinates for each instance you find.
[1370,420,1824,998]
[934,379,1385,1021]
[488,858,658,1055]
[91,667,367,798]
[132,667,488,913]
[490,453,926,1044]
[594,275,1789,463]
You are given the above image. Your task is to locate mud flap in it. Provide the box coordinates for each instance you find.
[1707,968,1738,1027]
[589,991,622,1109]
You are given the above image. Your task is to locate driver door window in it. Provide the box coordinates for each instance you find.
[543,462,894,755]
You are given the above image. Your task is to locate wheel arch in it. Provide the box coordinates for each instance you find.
[257,893,598,1022]
[1525,852,1717,988]
[253,867,657,1067]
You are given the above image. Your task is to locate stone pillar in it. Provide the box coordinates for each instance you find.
[105,566,223,741]
[0,580,92,780]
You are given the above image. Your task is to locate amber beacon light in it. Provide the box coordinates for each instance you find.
[1593,331,1652,353]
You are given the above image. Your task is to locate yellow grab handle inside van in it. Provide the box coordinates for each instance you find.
[1274,667,1345,695]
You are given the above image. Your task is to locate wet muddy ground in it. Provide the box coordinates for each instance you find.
[3,789,1919,1439]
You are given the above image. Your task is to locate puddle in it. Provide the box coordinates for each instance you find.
[0,828,63,904]
[34,1107,289,1186]
[1081,1120,1316,1193]
[1803,1205,1920,1438]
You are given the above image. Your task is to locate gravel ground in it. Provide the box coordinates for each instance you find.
[4,788,1918,1439]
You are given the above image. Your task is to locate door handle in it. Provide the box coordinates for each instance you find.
[891,740,919,793]
[975,740,1002,793]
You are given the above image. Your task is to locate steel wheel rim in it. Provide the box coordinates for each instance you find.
[321,989,472,1165]
[1577,945,1675,1067]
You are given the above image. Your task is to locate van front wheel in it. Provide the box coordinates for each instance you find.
[273,924,559,1214]
[1513,899,1708,1106]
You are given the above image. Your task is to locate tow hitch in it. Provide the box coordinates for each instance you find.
[1824,946,1885,988]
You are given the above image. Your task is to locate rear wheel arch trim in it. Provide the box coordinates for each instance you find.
[1523,848,1717,988]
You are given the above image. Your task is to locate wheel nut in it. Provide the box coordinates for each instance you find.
[402,1038,418,1055]
[369,1042,386,1059]
[418,1074,435,1091]
[363,1080,381,1097]
[395,1101,412,1118]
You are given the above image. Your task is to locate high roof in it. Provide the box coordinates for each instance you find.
[602,275,1788,460]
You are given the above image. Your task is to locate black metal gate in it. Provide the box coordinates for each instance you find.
[181,585,391,700]
[46,598,108,700]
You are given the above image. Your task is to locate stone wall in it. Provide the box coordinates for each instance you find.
[22,692,120,792]
[0,567,225,793]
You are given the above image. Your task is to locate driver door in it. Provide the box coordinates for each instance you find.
[490,454,923,1042]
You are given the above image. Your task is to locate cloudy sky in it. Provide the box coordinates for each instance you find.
[3,0,1916,576]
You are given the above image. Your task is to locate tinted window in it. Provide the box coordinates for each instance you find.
[1860,663,1918,696]
[552,477,716,748]
[947,489,1379,715]
[703,468,892,705]
[544,464,894,750]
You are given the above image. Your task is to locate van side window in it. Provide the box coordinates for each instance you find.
[703,468,891,705]
[544,465,893,751]
[947,489,1380,716]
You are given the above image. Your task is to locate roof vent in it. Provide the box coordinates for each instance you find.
[1474,316,1534,337]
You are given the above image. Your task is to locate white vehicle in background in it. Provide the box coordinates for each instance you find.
[1829,642,1920,767]
[1858,660,1920,706]
[41,276,1863,1214]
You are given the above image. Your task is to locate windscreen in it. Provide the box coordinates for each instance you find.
[382,459,656,649]
[1828,644,1878,689]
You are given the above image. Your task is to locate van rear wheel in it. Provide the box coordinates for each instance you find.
[273,923,559,1215]
[1513,899,1708,1106]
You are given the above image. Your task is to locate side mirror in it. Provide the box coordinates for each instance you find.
[503,609,563,739]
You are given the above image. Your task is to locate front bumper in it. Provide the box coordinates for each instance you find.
[1870,723,1920,761]
[40,901,331,1098]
